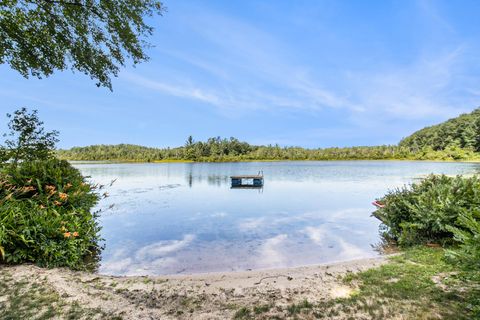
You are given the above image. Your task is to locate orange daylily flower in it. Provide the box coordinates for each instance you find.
[54,200,62,206]
[58,192,68,201]
[21,186,36,193]
[72,232,79,237]
[63,232,71,238]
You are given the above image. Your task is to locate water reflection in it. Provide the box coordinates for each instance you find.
[74,161,480,275]
[185,164,232,187]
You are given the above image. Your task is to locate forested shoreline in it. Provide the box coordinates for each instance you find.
[57,142,479,162]
[57,108,480,162]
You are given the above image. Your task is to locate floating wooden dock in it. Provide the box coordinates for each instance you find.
[231,172,264,188]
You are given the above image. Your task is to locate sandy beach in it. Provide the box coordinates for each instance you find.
[1,256,388,319]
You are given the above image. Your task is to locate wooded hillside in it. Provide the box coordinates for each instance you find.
[399,108,480,152]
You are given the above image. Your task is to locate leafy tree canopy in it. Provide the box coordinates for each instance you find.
[1,107,59,164]
[399,107,480,152]
[0,0,164,90]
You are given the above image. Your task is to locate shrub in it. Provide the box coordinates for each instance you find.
[373,175,480,246]
[446,209,480,269]
[1,107,59,164]
[0,159,102,270]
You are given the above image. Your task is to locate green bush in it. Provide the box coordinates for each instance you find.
[446,209,480,269]
[0,159,102,270]
[373,175,480,246]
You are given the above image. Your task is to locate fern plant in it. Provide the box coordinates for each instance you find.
[373,174,480,246]
[446,209,480,269]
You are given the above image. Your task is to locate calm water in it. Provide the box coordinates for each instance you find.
[73,161,480,276]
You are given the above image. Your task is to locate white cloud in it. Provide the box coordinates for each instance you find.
[121,6,352,115]
[349,46,472,121]
[123,73,223,107]
[417,0,455,33]
[120,1,480,141]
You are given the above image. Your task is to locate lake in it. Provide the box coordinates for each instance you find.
[74,161,480,276]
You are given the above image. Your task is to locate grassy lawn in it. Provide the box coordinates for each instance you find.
[235,247,480,319]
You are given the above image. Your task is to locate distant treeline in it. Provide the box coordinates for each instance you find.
[58,108,480,162]
[57,139,478,162]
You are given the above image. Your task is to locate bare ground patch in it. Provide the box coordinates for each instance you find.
[1,249,478,320]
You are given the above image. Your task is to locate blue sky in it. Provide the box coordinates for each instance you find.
[1,0,480,149]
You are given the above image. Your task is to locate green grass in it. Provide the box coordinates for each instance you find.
[287,299,314,315]
[0,268,120,320]
[339,247,479,319]
[253,304,272,314]
[233,247,480,319]
[233,307,251,319]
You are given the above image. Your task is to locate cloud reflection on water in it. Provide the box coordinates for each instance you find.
[303,225,328,245]
[303,225,369,261]
[238,217,266,231]
[75,161,480,275]
[258,234,288,268]
[100,234,195,275]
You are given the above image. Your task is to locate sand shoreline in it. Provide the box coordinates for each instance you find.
[98,254,384,278]
[140,255,386,280]
[1,255,390,319]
